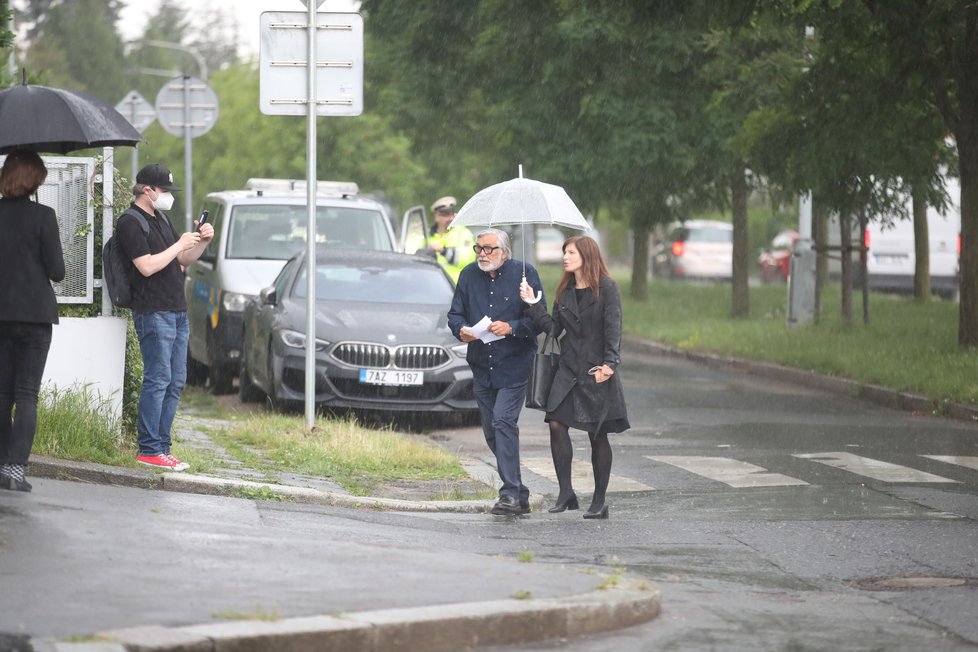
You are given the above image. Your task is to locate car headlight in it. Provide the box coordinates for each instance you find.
[277,329,330,352]
[222,292,253,313]
[451,343,468,357]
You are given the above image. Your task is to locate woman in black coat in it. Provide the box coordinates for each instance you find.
[520,235,629,518]
[0,149,65,492]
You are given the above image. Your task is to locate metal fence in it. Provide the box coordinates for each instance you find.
[1,155,95,303]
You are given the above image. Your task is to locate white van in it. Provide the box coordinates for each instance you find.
[865,178,960,299]
[185,179,397,393]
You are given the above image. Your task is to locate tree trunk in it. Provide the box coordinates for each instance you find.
[631,216,650,301]
[958,133,978,347]
[859,208,869,324]
[814,201,828,323]
[839,211,853,324]
[731,169,749,318]
[911,189,931,301]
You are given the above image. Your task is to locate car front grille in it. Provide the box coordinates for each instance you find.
[331,343,450,370]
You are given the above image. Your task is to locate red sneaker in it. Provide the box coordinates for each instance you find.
[163,454,190,472]
[136,453,188,471]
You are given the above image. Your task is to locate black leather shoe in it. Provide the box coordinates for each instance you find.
[548,493,580,513]
[519,499,531,515]
[582,506,608,519]
[0,475,32,492]
[490,495,522,516]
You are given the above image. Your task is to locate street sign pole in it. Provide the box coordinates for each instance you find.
[260,7,363,430]
[304,1,318,429]
[183,76,194,231]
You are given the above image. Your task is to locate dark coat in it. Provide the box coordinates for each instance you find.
[0,196,65,324]
[526,276,628,428]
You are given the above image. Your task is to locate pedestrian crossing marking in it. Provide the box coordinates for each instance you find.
[521,456,654,493]
[921,455,978,472]
[794,452,959,483]
[645,456,808,488]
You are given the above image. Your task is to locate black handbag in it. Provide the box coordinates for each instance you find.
[526,330,560,410]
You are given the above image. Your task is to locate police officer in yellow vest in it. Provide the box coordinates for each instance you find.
[426,196,476,283]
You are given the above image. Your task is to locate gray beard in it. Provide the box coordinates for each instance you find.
[478,259,501,273]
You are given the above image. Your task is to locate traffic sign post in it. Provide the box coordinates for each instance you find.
[259,9,363,429]
[115,90,157,183]
[259,12,364,117]
[155,76,219,230]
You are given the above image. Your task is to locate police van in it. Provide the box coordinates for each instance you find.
[185,178,397,393]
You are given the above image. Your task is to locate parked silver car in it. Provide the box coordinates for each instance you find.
[651,220,733,280]
[239,247,477,416]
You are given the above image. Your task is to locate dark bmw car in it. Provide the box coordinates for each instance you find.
[239,247,477,415]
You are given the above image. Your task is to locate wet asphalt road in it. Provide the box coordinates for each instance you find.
[3,339,976,650]
[435,340,978,651]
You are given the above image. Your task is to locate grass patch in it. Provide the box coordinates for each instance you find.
[212,606,281,621]
[517,550,535,563]
[537,265,978,408]
[34,386,135,466]
[215,413,469,495]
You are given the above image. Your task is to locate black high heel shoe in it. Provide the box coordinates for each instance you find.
[582,505,608,519]
[548,493,580,513]
[0,474,32,492]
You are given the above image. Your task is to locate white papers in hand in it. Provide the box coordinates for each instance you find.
[470,316,504,343]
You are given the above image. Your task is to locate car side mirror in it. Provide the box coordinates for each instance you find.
[259,286,277,306]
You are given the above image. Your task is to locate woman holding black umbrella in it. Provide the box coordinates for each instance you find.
[0,149,65,492]
[520,235,629,519]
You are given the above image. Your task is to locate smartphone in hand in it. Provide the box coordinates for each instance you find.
[197,209,209,231]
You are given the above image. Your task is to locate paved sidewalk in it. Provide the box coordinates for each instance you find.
[3,414,660,651]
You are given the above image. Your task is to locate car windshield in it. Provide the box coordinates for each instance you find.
[294,262,453,305]
[226,204,392,259]
[684,227,732,243]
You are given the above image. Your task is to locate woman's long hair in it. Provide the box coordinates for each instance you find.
[554,235,610,299]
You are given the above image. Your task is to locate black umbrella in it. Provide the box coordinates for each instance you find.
[0,82,143,154]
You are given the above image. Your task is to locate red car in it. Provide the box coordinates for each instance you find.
[758,230,799,283]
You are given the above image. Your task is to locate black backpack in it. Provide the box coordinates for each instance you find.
[103,208,149,309]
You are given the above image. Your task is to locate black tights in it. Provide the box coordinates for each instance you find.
[549,420,613,512]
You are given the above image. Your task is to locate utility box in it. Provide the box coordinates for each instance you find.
[787,247,816,327]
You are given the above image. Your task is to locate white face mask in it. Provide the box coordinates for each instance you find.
[152,190,174,211]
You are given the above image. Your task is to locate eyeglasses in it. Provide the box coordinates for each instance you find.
[473,245,501,254]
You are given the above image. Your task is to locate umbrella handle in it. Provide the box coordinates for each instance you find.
[521,276,542,304]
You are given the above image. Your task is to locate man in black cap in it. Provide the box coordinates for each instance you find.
[116,164,214,472]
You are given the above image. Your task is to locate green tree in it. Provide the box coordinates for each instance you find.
[763,2,977,345]
[22,0,130,101]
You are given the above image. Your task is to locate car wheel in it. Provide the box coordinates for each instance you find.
[238,356,263,403]
[265,341,282,411]
[186,351,207,386]
[206,331,234,395]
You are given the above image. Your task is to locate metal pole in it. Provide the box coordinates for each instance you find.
[304,3,318,430]
[101,147,115,317]
[183,75,193,232]
[127,103,139,182]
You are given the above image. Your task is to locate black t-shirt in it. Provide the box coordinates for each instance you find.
[116,204,187,313]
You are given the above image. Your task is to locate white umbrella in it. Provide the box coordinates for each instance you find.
[449,165,589,302]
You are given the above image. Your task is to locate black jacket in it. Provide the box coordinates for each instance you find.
[0,196,65,324]
[526,276,628,425]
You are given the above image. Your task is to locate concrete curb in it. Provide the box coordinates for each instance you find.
[625,335,978,423]
[34,581,660,652]
[25,456,541,514]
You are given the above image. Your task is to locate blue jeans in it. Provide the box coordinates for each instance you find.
[473,380,529,502]
[133,311,188,456]
[0,322,53,465]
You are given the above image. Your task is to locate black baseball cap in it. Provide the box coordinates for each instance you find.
[136,164,180,191]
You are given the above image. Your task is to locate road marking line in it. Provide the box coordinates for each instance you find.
[794,452,959,483]
[645,455,808,488]
[921,455,978,472]
[521,457,654,492]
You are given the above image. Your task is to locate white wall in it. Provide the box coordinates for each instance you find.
[42,317,128,423]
